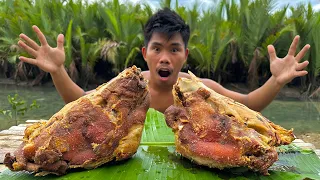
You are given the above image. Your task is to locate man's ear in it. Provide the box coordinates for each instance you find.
[185,48,189,62]
[142,46,147,62]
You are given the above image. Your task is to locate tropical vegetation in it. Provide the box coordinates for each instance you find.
[0,0,319,97]
[0,93,39,125]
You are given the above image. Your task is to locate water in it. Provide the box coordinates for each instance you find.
[0,84,64,129]
[262,98,320,135]
[0,84,319,136]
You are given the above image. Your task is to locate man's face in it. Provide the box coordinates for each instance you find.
[142,32,189,87]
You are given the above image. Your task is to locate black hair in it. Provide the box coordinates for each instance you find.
[143,8,190,49]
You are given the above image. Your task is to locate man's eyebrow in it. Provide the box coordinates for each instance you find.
[150,42,163,46]
[171,42,183,46]
[150,42,183,47]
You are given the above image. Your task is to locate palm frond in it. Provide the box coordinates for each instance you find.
[64,20,73,68]
[124,47,140,68]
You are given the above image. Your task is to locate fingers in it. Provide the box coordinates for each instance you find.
[19,56,37,66]
[295,70,308,77]
[19,33,40,50]
[288,35,300,56]
[294,61,309,77]
[295,44,310,62]
[296,61,309,71]
[32,25,48,46]
[18,41,38,57]
[267,45,277,61]
[57,34,64,50]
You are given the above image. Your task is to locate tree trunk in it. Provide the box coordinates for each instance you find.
[309,86,320,99]
[31,70,46,86]
[247,49,262,91]
[69,60,79,83]
[80,64,95,88]
[14,61,28,82]
[231,40,238,64]
[0,59,8,78]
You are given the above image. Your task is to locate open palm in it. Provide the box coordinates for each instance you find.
[268,35,310,86]
[18,25,65,74]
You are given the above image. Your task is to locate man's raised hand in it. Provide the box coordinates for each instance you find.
[18,25,65,74]
[268,35,310,86]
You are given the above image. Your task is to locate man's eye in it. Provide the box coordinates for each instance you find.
[153,47,160,52]
[172,48,178,52]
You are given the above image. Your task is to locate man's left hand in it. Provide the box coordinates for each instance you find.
[268,35,310,86]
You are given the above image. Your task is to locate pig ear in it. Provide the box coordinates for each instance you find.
[164,106,182,129]
[187,70,200,82]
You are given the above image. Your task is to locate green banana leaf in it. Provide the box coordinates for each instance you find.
[1,109,320,180]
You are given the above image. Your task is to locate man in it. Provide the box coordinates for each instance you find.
[18,8,310,113]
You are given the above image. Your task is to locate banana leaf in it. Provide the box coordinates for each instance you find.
[1,109,320,180]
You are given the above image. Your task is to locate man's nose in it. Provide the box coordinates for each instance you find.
[159,52,170,64]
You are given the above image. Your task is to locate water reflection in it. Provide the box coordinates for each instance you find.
[262,98,320,135]
[0,84,64,129]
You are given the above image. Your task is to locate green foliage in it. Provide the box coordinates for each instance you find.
[288,3,320,88]
[0,0,319,91]
[0,93,40,125]
[65,20,74,68]
[96,0,146,73]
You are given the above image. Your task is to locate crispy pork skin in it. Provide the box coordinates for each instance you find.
[4,66,150,176]
[164,72,294,175]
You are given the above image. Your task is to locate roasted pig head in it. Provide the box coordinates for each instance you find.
[164,72,294,175]
[4,66,150,176]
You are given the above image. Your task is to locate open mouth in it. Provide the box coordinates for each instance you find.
[159,70,171,77]
[158,68,172,79]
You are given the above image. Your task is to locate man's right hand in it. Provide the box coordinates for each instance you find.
[18,25,65,74]
[18,25,85,103]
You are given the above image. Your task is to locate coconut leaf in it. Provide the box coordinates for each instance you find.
[124,47,140,68]
[311,17,320,77]
[106,9,120,40]
[64,20,73,68]
[0,109,319,179]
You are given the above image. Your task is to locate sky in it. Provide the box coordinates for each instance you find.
[118,0,320,12]
[277,0,320,11]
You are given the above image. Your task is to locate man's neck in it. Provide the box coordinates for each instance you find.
[149,80,173,93]
[148,74,178,93]
[148,81,175,113]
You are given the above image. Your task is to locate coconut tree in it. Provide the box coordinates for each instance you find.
[308,16,320,98]
[289,4,320,96]
[63,1,111,87]
[234,0,292,90]
[182,2,232,78]
[0,0,72,84]
[0,0,36,81]
[96,0,146,74]
[24,0,71,85]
